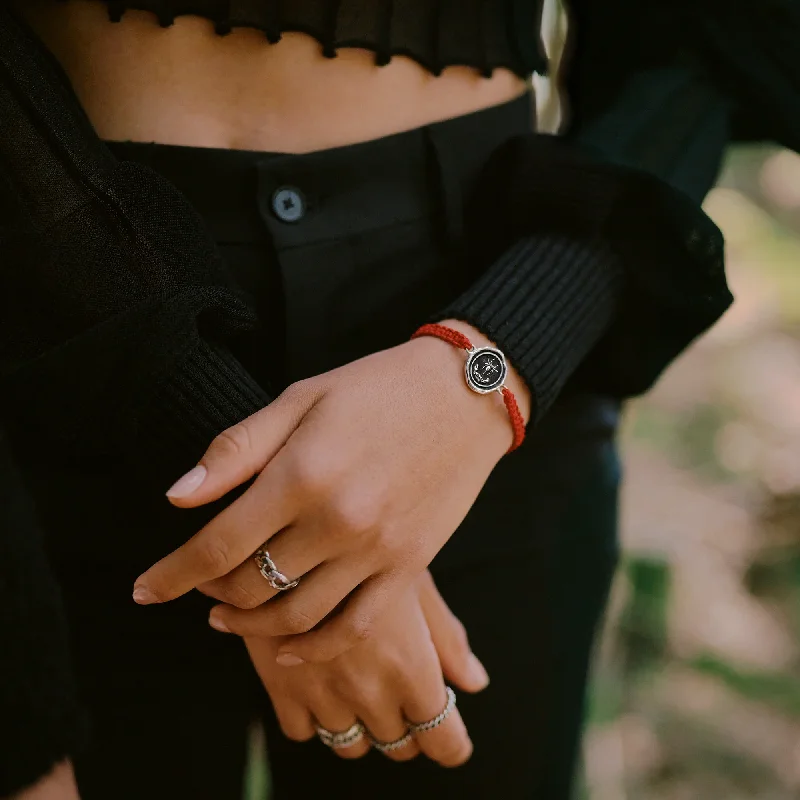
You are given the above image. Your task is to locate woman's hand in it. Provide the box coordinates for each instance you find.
[11,761,80,800]
[243,571,489,767]
[133,320,530,664]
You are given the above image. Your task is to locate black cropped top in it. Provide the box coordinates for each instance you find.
[64,0,548,77]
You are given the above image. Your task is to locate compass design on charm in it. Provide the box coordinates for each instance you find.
[465,347,507,393]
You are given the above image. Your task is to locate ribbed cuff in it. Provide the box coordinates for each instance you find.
[434,235,624,423]
[139,339,272,475]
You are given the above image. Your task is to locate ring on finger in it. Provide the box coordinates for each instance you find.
[368,730,414,754]
[407,686,457,734]
[315,722,365,750]
[254,545,299,591]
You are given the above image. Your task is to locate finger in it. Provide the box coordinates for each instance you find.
[417,571,489,693]
[133,462,296,604]
[270,695,317,744]
[274,573,400,665]
[165,380,321,508]
[207,562,367,643]
[244,637,318,744]
[404,686,473,768]
[198,523,329,610]
[356,698,419,761]
[307,694,370,761]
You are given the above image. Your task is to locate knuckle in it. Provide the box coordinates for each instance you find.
[281,378,312,403]
[385,652,413,683]
[223,583,263,610]
[329,492,381,538]
[196,536,233,573]
[287,452,334,495]
[343,678,383,710]
[279,606,318,635]
[196,582,223,602]
[371,528,401,562]
[329,671,360,699]
[209,423,253,459]
[345,615,373,645]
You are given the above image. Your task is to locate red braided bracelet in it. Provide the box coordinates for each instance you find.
[410,323,526,453]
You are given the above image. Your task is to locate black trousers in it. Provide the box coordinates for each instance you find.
[56,93,620,800]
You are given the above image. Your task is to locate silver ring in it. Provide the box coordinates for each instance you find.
[315,722,365,750]
[254,546,299,591]
[407,687,457,734]
[369,730,414,754]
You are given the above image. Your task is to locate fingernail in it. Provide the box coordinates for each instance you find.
[132,585,159,605]
[468,654,490,688]
[208,612,231,633]
[166,465,207,498]
[276,652,305,667]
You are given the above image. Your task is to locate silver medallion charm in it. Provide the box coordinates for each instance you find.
[464,346,507,394]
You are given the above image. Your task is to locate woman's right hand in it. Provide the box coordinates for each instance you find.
[243,570,489,767]
[11,761,80,800]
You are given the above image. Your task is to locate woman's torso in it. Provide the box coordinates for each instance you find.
[6,0,621,579]
[15,0,532,151]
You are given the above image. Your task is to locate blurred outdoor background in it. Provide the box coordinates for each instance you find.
[579,145,800,800]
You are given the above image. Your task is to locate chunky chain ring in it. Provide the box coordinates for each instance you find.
[254,546,299,591]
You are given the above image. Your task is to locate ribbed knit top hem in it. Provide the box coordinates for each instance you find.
[52,0,548,78]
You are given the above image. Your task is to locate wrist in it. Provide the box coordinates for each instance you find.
[435,319,532,425]
[404,335,510,454]
[407,320,529,455]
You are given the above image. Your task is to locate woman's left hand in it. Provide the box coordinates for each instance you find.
[242,570,489,767]
[133,320,530,665]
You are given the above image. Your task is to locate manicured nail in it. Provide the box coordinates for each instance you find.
[276,652,305,667]
[166,465,207,498]
[208,612,231,633]
[132,585,159,605]
[468,654,490,688]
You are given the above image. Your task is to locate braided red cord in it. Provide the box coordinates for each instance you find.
[411,323,526,454]
[501,387,526,453]
[411,323,473,351]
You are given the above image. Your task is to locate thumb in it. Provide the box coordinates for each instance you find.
[165,381,321,508]
[417,571,490,693]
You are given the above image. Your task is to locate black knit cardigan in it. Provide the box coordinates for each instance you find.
[2,0,800,793]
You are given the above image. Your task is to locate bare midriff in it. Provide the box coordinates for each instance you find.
[16,0,530,152]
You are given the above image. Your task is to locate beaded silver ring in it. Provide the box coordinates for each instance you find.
[369,730,414,754]
[407,686,457,734]
[315,722,365,750]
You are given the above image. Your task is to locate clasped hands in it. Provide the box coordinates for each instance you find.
[132,320,530,765]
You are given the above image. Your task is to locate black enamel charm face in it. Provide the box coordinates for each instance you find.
[465,347,507,393]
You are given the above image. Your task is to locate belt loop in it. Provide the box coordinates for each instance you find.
[424,125,465,244]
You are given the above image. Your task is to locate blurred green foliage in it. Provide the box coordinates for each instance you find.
[584,145,800,799]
